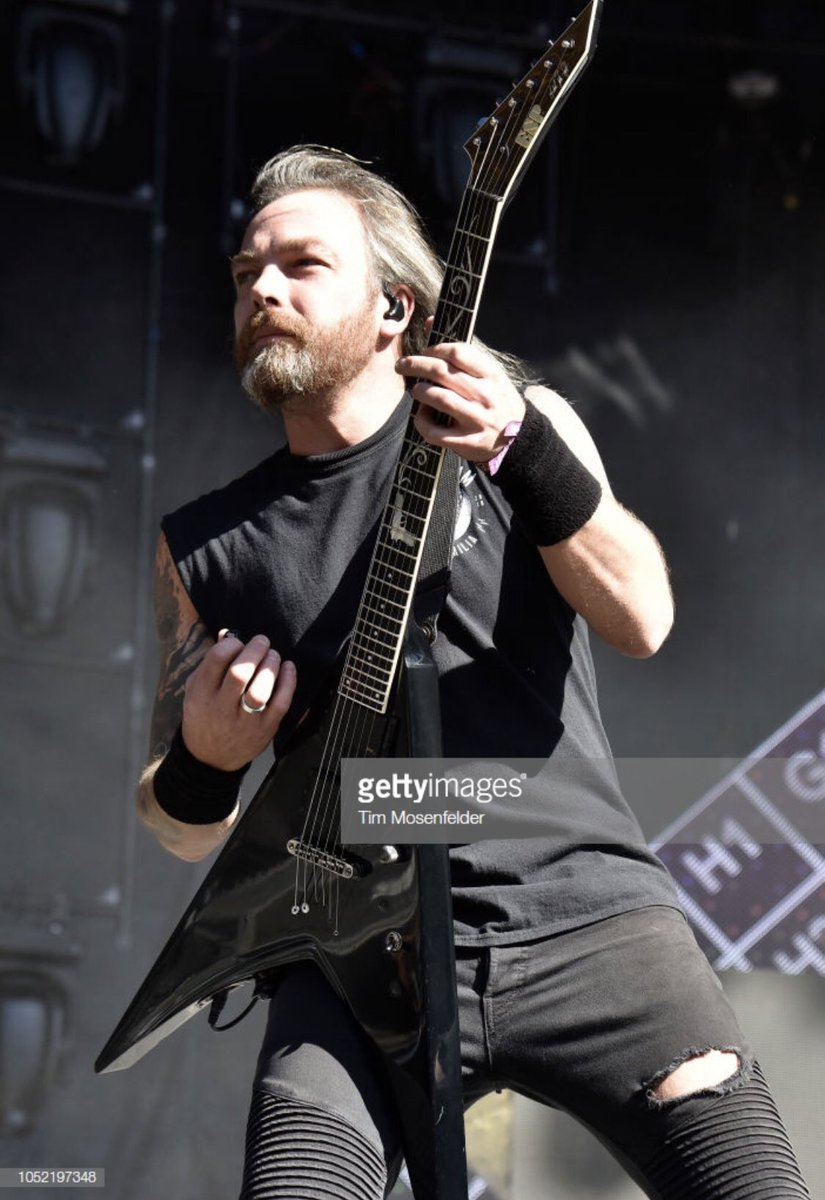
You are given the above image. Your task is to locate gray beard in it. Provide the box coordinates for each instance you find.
[240,343,320,410]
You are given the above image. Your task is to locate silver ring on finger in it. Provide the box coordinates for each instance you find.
[240,693,267,715]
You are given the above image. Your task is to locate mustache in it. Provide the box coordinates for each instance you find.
[233,310,308,366]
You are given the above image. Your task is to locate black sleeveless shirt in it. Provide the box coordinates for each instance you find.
[162,396,679,945]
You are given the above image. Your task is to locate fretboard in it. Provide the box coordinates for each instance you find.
[337,192,504,713]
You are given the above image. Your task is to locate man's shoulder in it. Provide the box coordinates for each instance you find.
[162,449,285,560]
[523,383,573,421]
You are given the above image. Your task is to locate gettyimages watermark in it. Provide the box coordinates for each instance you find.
[341,756,625,844]
[338,755,825,845]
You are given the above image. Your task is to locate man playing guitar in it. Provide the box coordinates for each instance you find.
[137,146,810,1200]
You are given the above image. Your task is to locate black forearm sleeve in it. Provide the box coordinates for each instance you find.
[491,399,602,546]
[152,725,250,825]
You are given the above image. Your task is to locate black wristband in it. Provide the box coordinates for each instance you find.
[492,399,602,545]
[153,725,250,825]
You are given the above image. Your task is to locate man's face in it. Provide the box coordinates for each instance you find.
[231,189,382,411]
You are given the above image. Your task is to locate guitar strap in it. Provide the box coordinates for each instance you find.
[412,449,461,641]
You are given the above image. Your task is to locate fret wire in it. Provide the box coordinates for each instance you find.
[431,323,473,346]
[397,433,441,461]
[342,660,393,685]
[391,458,440,487]
[385,503,427,529]
[361,595,407,615]
[440,253,488,286]
[340,669,389,692]
[347,642,395,666]
[355,619,403,641]
[351,628,404,656]
[382,478,434,507]
[364,568,411,589]
[395,446,441,472]
[335,681,386,700]
[441,263,483,284]
[350,632,402,658]
[442,255,486,283]
[358,587,411,615]
[363,576,409,598]
[454,226,492,242]
[339,694,386,713]
[398,431,438,455]
[466,187,501,203]
[352,628,402,654]
[400,452,437,471]
[354,617,403,643]
[381,514,429,540]
[441,253,485,279]
[343,643,395,669]
[338,683,385,707]
[443,249,484,275]
[384,476,436,506]
[437,297,475,318]
[344,667,392,692]
[372,546,418,567]
[400,426,438,444]
[342,652,395,681]
[380,481,434,505]
[434,312,476,338]
[431,325,471,344]
[374,532,422,556]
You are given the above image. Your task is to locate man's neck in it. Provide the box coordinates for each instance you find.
[280,369,407,457]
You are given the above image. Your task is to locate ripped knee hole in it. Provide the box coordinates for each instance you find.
[647,1049,742,1104]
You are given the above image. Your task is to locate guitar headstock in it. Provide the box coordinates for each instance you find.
[464,0,602,205]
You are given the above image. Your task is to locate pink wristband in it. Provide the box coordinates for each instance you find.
[485,419,523,476]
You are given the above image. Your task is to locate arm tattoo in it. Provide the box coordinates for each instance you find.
[148,540,213,760]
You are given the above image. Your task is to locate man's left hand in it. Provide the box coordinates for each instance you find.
[396,341,525,465]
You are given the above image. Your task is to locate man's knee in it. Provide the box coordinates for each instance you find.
[646,1048,742,1106]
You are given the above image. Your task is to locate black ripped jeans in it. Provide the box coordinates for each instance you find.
[240,906,811,1199]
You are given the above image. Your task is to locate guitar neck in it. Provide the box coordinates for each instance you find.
[338,423,443,714]
[431,188,504,348]
[339,190,505,715]
[339,0,603,715]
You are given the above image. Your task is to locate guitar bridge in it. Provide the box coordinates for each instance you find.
[286,839,357,879]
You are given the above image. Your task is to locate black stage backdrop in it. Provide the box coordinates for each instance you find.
[0,2,823,1196]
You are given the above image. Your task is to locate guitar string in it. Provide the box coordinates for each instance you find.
[298,429,448,913]
[292,118,506,907]
[309,436,441,854]
[291,432,440,909]
[288,51,563,913]
[290,120,501,912]
[290,437,431,903]
[290,218,483,905]
[313,159,506,866]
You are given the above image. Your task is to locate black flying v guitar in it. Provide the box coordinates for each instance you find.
[97,5,602,1197]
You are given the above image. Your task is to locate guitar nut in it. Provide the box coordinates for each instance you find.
[384,931,403,953]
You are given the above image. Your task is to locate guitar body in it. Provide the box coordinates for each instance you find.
[97,627,467,1198]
